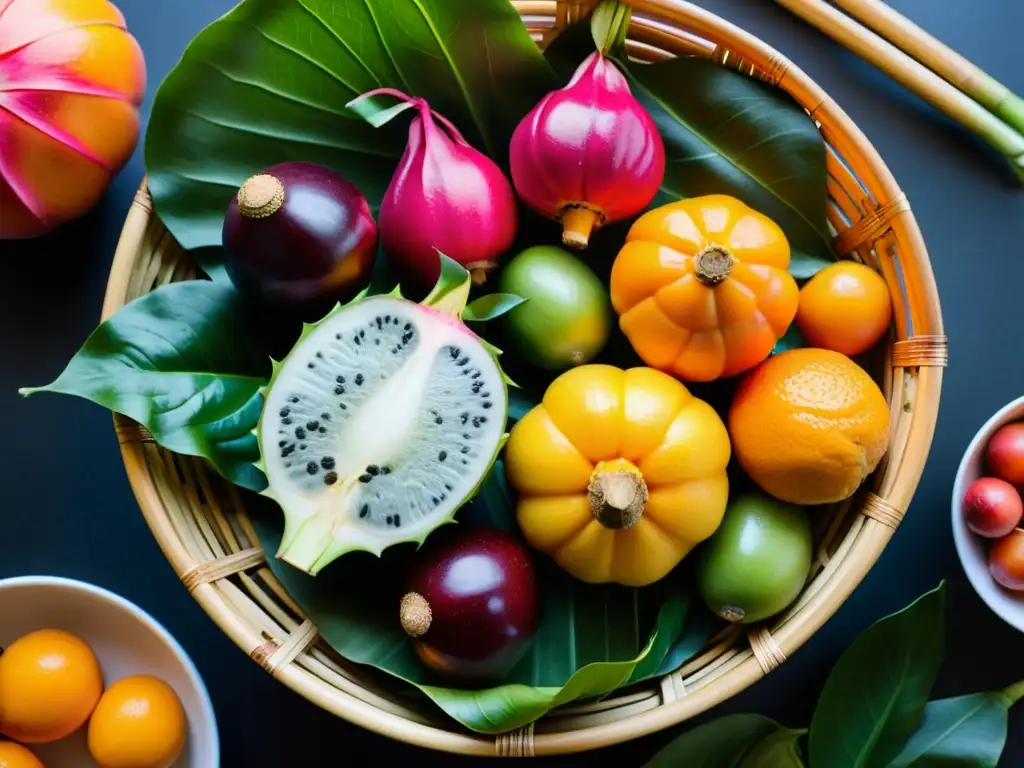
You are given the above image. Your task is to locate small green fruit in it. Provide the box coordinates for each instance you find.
[498,245,611,370]
[696,492,812,624]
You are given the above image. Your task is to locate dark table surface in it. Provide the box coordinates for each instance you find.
[4,0,1023,765]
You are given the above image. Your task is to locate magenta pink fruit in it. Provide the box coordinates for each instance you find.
[510,51,665,250]
[350,88,518,290]
[399,525,538,682]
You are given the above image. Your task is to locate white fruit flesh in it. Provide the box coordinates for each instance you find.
[261,296,506,574]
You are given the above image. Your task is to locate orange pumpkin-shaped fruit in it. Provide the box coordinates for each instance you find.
[0,0,146,239]
[610,195,799,382]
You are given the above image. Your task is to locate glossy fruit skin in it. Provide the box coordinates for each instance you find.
[510,52,664,249]
[223,162,378,317]
[505,365,731,586]
[0,0,146,239]
[610,195,799,382]
[0,742,45,768]
[404,525,538,681]
[374,92,518,288]
[963,477,1023,538]
[87,675,186,768]
[696,493,812,623]
[0,629,103,743]
[796,261,893,356]
[988,528,1024,591]
[498,246,612,370]
[729,348,890,505]
[986,422,1024,486]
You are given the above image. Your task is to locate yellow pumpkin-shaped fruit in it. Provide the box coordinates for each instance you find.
[505,365,731,586]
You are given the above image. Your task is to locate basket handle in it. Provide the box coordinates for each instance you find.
[552,0,602,33]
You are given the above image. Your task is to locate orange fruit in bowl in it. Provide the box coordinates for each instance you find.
[795,261,893,356]
[0,629,103,743]
[729,348,890,505]
[88,675,187,768]
[0,742,45,768]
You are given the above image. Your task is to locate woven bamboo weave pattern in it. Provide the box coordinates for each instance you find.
[103,0,945,756]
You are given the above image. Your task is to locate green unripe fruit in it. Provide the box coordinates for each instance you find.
[696,492,813,624]
[498,245,612,370]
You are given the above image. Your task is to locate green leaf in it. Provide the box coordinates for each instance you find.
[809,583,946,768]
[248,455,690,734]
[591,1,630,56]
[643,714,788,768]
[887,680,1024,768]
[463,293,526,323]
[145,0,558,251]
[544,23,834,279]
[655,602,724,676]
[20,281,270,491]
[773,324,805,355]
[422,252,472,316]
[739,728,807,767]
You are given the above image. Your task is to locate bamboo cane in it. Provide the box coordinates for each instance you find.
[829,0,1024,135]
[772,0,1024,182]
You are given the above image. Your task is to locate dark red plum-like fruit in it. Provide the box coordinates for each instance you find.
[399,525,538,682]
[963,476,1023,538]
[989,528,1024,591]
[987,422,1024,486]
[223,161,377,318]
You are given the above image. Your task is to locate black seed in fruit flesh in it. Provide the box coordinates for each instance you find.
[306,462,318,475]
[324,472,338,485]
[400,526,538,682]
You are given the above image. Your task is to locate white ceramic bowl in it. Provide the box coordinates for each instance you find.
[952,395,1024,632]
[0,576,219,767]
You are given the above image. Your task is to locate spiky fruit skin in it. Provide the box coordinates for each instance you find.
[255,279,512,576]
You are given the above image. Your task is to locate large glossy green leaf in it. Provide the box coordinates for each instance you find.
[544,23,833,279]
[19,281,270,491]
[888,680,1024,768]
[809,583,946,768]
[644,714,789,768]
[145,0,557,251]
[249,461,691,734]
[739,728,807,767]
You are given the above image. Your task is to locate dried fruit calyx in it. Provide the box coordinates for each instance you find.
[257,256,514,575]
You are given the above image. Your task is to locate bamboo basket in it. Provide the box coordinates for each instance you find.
[103,0,946,756]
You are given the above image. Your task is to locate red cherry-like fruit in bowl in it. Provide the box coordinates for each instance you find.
[222,161,378,320]
[987,422,1024,486]
[989,528,1024,591]
[962,477,1023,538]
[399,525,538,682]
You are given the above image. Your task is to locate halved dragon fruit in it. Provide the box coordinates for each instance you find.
[258,256,513,575]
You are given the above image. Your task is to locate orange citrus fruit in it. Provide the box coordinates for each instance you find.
[729,348,890,505]
[0,629,103,743]
[0,742,45,768]
[88,675,187,768]
[795,261,892,356]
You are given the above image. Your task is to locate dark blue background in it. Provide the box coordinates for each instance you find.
[3,0,1023,764]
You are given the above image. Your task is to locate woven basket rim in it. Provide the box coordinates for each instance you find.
[102,0,945,756]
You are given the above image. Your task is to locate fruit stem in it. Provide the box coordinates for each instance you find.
[465,261,496,286]
[561,205,602,250]
[238,174,285,219]
[1002,678,1024,705]
[694,244,734,286]
[400,592,432,637]
[588,466,648,529]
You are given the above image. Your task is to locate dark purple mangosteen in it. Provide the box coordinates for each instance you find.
[399,525,538,682]
[222,161,378,319]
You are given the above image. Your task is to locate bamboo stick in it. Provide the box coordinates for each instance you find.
[829,0,1024,135]
[772,0,1024,182]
